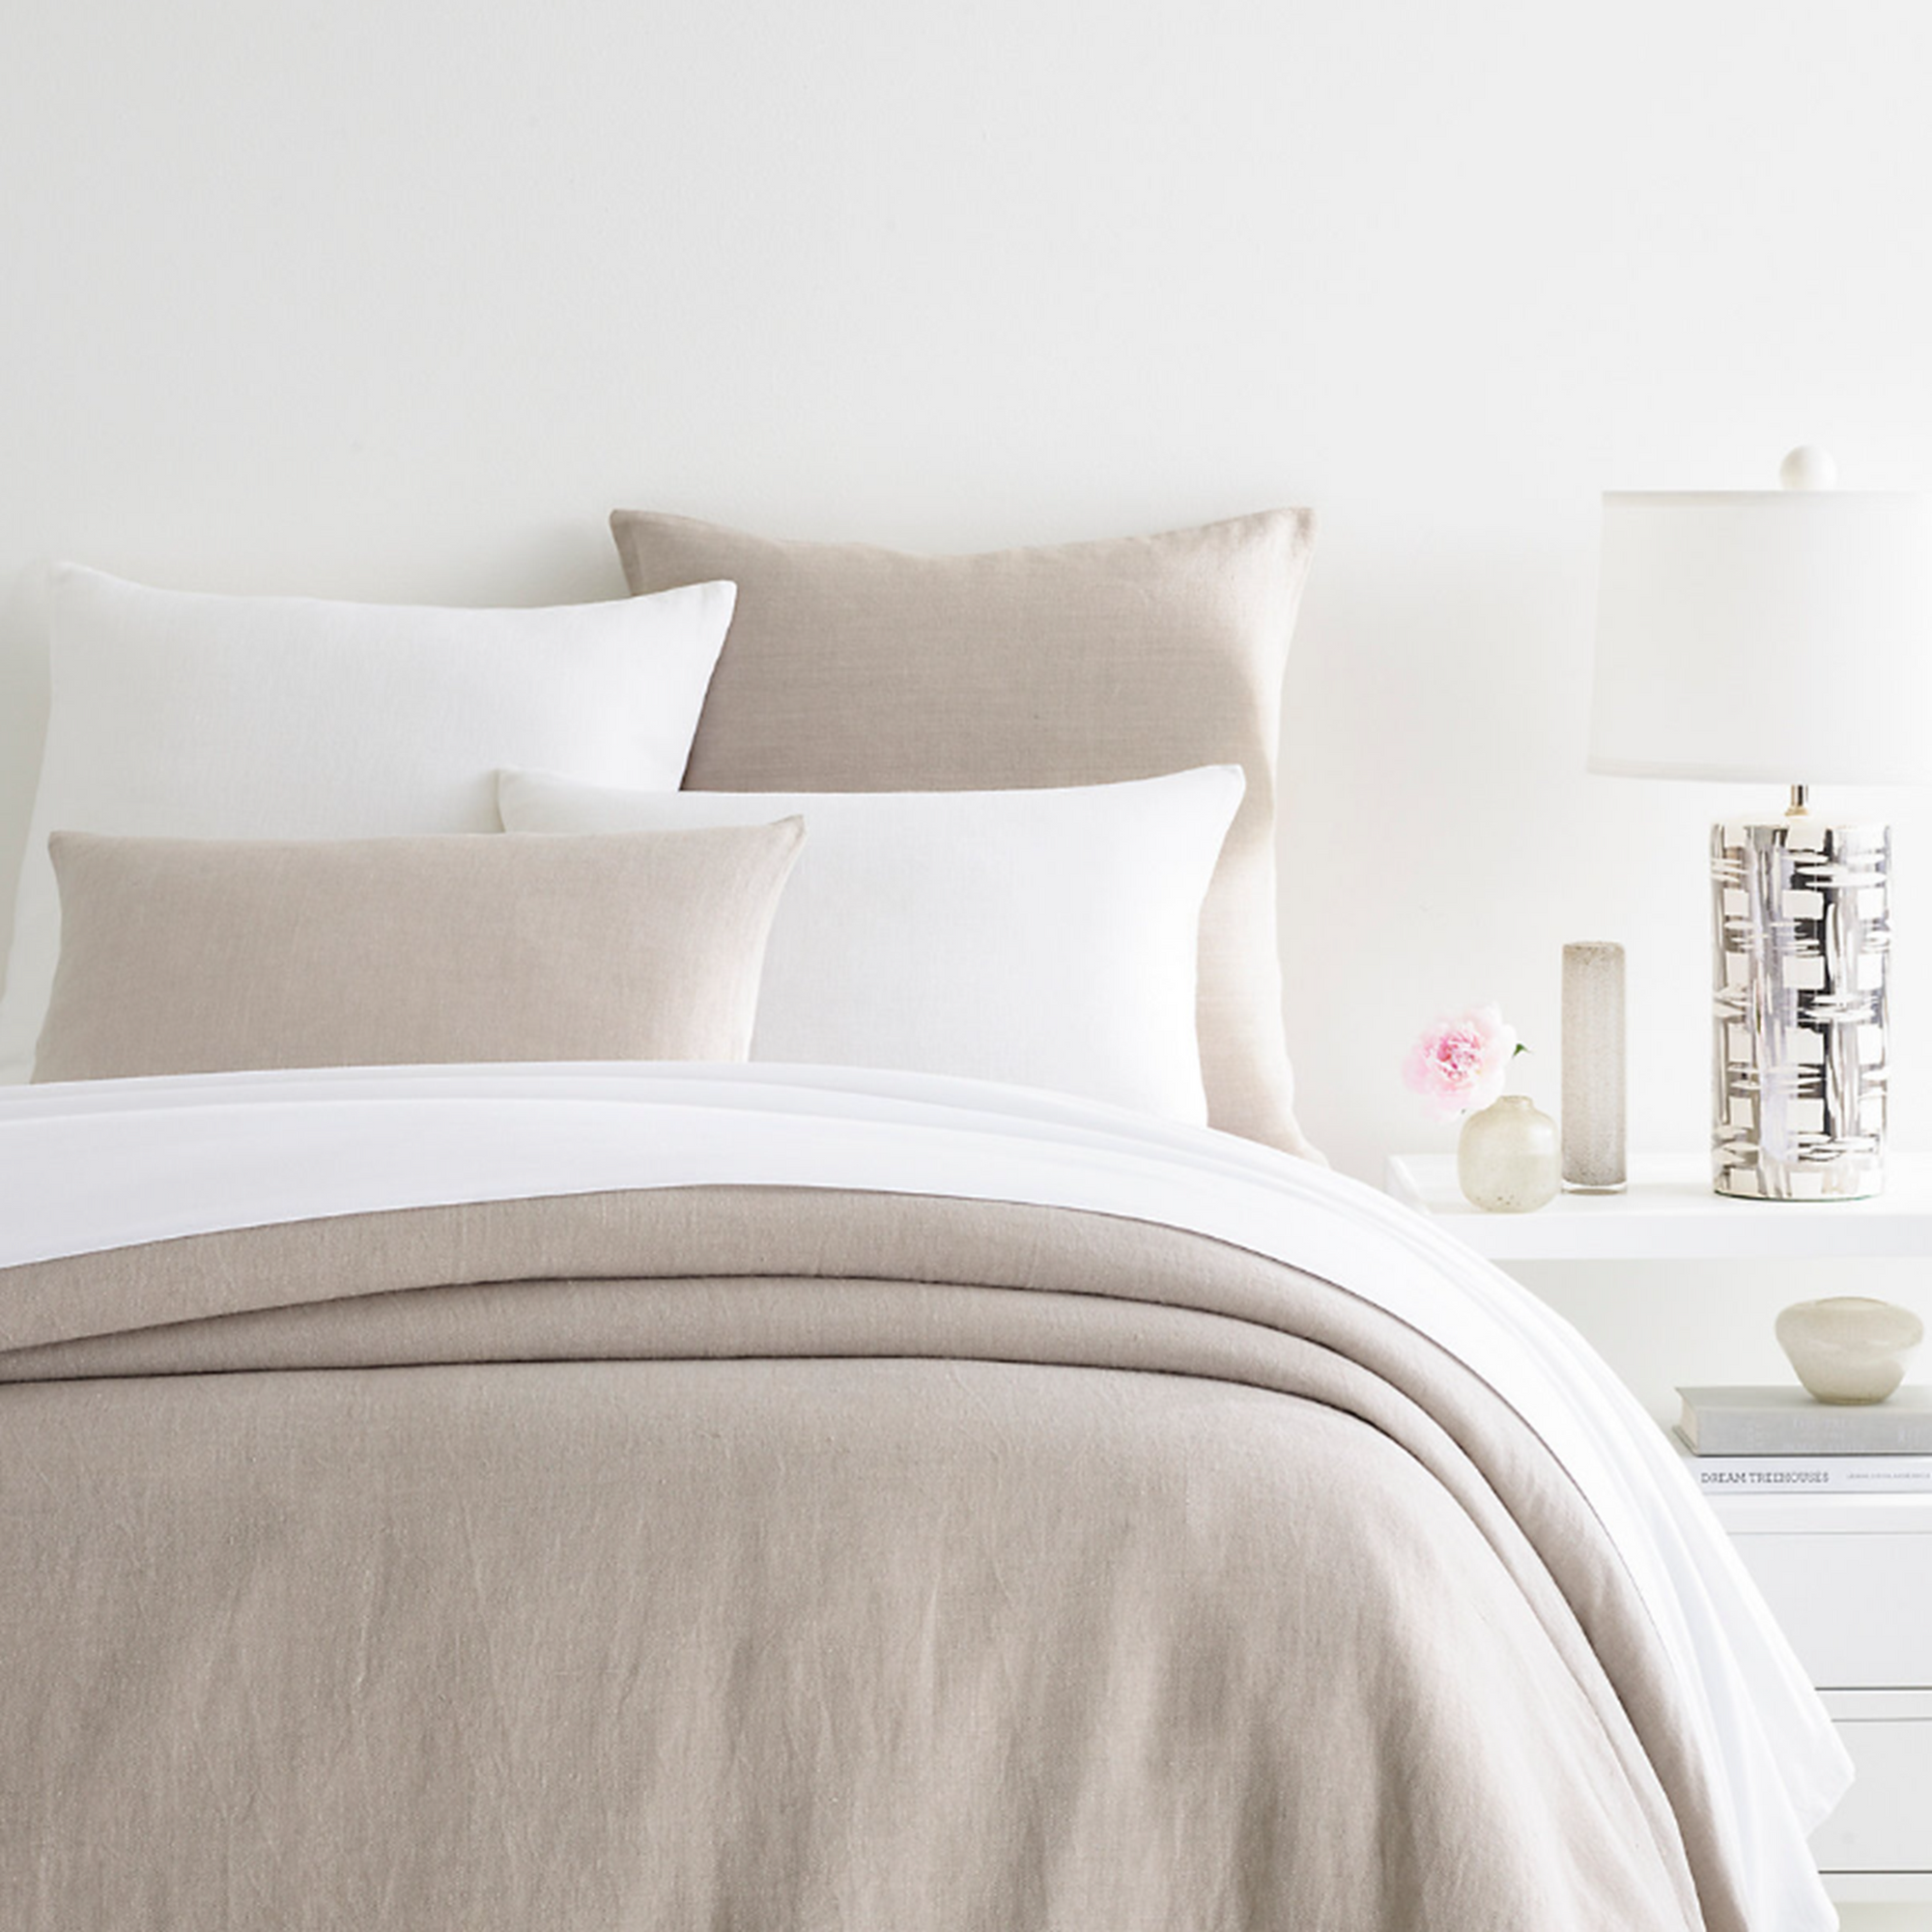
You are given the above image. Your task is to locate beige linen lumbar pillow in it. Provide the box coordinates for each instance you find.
[608,508,1319,1157]
[32,824,804,1083]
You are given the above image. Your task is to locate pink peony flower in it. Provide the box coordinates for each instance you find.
[1403,1004,1520,1122]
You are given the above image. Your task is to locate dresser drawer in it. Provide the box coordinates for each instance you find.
[1729,1533,1932,1686]
[1812,1694,1932,1873]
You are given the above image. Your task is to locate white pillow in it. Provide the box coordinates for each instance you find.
[497,765,1245,1122]
[0,566,737,1081]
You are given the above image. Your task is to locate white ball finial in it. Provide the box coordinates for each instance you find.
[1779,445,1837,491]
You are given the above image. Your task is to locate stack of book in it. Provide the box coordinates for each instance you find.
[1676,1384,1932,1493]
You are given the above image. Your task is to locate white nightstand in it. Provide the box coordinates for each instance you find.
[1385,1151,1932,1262]
[1386,1151,1932,1907]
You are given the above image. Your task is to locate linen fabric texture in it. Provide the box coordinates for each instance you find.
[31,824,804,1081]
[0,1186,1730,1932]
[0,566,740,1081]
[0,1059,1852,1932]
[497,765,1243,1122]
[607,508,1318,1155]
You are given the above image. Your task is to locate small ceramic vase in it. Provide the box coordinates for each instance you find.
[1457,1094,1560,1213]
[1776,1296,1925,1405]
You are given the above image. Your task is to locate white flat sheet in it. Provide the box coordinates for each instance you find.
[0,1060,1849,1932]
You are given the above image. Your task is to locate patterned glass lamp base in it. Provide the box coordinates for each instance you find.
[1711,818,1889,1201]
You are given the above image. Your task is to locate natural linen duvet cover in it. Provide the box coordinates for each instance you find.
[0,1064,1845,1932]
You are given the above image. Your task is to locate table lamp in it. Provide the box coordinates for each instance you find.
[1589,448,1932,1201]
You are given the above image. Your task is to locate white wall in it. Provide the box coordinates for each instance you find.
[8,0,1932,1191]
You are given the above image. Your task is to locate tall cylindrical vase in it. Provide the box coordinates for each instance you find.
[1562,942,1626,1193]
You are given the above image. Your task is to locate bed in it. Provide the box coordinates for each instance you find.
[0,511,1848,1931]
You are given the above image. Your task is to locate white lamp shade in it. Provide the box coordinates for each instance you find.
[1590,490,1932,785]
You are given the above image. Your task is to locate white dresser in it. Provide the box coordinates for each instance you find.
[1385,1152,1932,1905]
[1704,1480,1932,1901]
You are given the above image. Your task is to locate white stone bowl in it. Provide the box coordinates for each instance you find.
[1775,1296,1925,1405]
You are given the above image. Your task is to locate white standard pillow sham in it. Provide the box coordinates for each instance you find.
[0,566,738,1082]
[497,765,1245,1123]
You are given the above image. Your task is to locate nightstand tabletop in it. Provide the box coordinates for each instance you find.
[1385,1151,1932,1260]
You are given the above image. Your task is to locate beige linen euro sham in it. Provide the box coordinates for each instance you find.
[31,823,805,1082]
[608,508,1319,1157]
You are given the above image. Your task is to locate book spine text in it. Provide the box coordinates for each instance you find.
[1690,1456,1932,1493]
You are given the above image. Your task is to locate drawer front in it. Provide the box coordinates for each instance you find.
[1812,1715,1932,1873]
[1729,1534,1932,1686]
